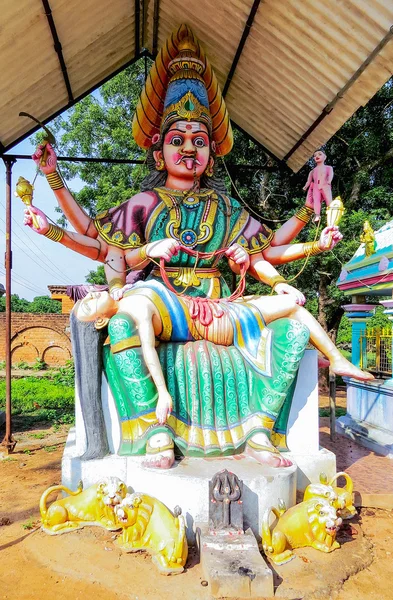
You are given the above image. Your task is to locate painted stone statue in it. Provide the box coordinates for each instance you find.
[303,149,334,222]
[25,25,372,470]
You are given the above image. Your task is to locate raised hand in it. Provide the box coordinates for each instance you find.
[319,226,343,251]
[32,142,57,174]
[225,243,250,267]
[274,282,306,306]
[146,238,180,262]
[23,205,49,235]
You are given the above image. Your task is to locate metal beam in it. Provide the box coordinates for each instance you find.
[222,0,261,98]
[1,157,16,454]
[284,25,393,162]
[42,0,74,104]
[152,0,160,57]
[135,0,141,57]
[3,152,267,171]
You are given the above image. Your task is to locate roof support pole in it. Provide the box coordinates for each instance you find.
[222,0,261,97]
[1,157,16,454]
[42,0,74,104]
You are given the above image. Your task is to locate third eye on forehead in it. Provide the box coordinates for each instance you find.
[171,121,206,133]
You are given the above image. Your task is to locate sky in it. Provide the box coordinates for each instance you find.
[0,138,95,300]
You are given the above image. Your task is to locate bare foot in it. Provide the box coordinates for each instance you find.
[245,433,292,468]
[330,357,374,381]
[156,392,173,424]
[142,432,175,469]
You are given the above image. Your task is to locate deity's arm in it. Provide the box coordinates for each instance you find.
[33,143,97,236]
[270,209,313,247]
[53,228,107,261]
[53,187,97,237]
[248,252,287,284]
[326,165,334,184]
[303,169,313,189]
[262,225,342,266]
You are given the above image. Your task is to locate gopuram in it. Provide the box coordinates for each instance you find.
[23,24,373,588]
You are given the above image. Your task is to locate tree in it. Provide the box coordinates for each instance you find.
[0,294,31,312]
[27,296,61,314]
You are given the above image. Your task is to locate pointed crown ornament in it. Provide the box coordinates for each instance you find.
[132,24,233,156]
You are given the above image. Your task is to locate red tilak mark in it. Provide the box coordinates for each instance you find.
[186,124,192,130]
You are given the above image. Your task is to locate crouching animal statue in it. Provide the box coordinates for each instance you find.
[304,472,356,520]
[39,477,127,534]
[114,493,188,575]
[261,498,342,565]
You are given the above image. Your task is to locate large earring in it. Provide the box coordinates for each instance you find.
[155,158,165,171]
[205,163,214,177]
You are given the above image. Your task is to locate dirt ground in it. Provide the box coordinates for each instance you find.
[1,413,393,600]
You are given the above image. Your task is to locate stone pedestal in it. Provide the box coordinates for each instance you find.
[62,349,336,541]
[197,526,274,598]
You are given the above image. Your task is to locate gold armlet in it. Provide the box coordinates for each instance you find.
[303,241,323,257]
[46,171,65,191]
[268,275,287,290]
[139,245,148,261]
[109,278,125,293]
[44,224,64,243]
[295,206,314,223]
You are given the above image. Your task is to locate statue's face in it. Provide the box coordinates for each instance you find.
[314,150,326,164]
[161,121,211,179]
[77,291,113,321]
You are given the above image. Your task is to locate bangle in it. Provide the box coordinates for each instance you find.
[269,275,287,289]
[139,245,148,261]
[303,241,323,257]
[109,278,124,293]
[295,206,314,223]
[44,223,64,243]
[46,171,65,190]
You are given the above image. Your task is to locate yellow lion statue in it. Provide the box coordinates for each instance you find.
[262,498,343,566]
[40,476,127,534]
[303,472,357,520]
[114,493,188,575]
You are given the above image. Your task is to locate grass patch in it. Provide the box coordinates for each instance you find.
[28,432,47,439]
[44,445,58,453]
[22,517,39,530]
[0,378,74,413]
[319,407,347,418]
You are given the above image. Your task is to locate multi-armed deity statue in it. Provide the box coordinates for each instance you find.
[24,24,372,472]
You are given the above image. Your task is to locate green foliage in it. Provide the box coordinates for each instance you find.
[0,294,61,314]
[22,518,38,530]
[50,359,75,387]
[0,377,74,413]
[86,265,106,285]
[319,407,347,418]
[15,361,30,370]
[31,358,47,371]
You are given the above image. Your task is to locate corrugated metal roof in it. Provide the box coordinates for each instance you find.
[1,0,393,171]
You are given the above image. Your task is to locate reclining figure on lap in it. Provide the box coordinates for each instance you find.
[26,25,372,469]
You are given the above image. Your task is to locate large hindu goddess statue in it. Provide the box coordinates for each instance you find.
[25,25,371,470]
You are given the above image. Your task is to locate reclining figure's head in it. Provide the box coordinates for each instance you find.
[75,290,117,323]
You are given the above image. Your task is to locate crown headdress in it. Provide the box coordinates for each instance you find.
[132,24,233,156]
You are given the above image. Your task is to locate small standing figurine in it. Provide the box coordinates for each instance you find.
[303,150,334,223]
[360,220,376,257]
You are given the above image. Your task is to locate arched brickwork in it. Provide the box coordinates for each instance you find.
[0,313,71,366]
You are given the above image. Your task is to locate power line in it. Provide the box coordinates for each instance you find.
[0,265,45,295]
[0,199,76,283]
[0,224,73,286]
[0,219,74,285]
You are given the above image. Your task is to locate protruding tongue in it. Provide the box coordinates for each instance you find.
[184,158,194,170]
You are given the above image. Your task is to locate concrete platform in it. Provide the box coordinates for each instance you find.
[63,427,297,543]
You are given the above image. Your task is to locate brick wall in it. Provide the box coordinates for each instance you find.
[0,313,71,367]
